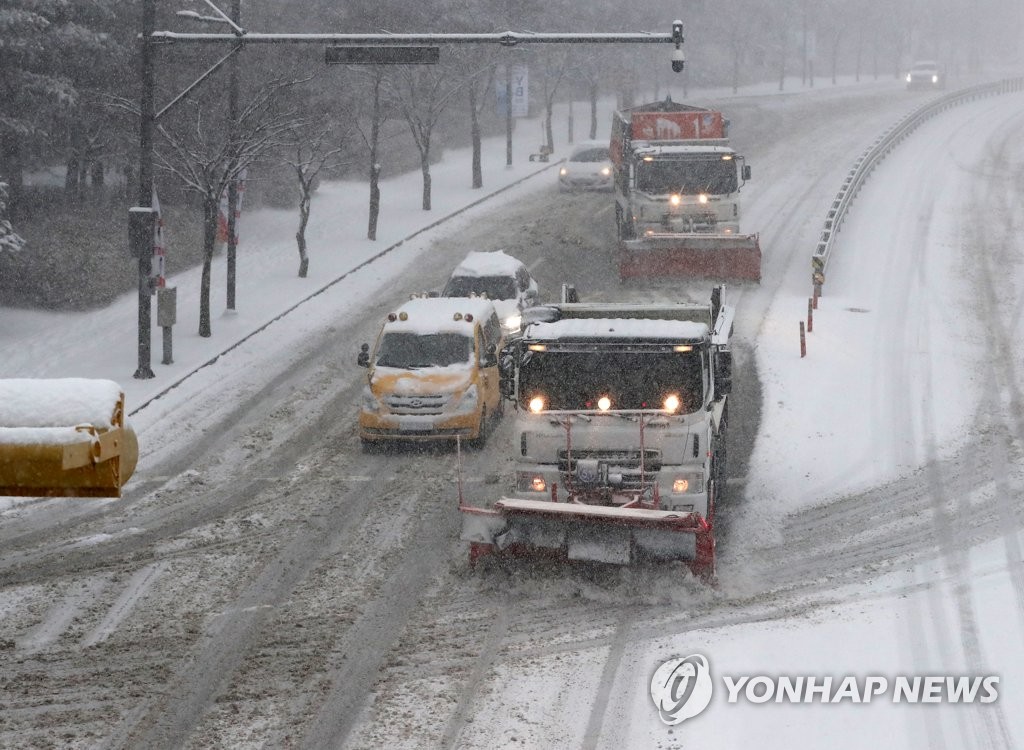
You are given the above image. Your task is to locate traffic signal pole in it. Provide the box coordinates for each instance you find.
[131,3,683,379]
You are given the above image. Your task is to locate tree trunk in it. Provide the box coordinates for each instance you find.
[420,150,432,211]
[368,171,380,241]
[199,195,218,337]
[65,157,80,199]
[567,99,574,145]
[367,78,382,240]
[469,87,482,189]
[831,36,840,85]
[589,81,598,140]
[296,191,310,278]
[732,42,741,94]
[778,43,787,91]
[91,160,105,189]
[544,102,554,153]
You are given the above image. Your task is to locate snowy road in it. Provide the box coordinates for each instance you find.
[1,79,1023,749]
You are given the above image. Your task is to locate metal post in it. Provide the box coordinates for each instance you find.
[226,0,240,311]
[505,62,513,166]
[134,0,156,380]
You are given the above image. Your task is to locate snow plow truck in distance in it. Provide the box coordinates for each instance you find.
[611,99,761,282]
[458,286,734,581]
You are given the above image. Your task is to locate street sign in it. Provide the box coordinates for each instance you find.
[325,46,440,65]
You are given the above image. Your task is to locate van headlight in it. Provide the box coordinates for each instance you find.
[451,384,479,412]
[503,314,522,332]
[361,386,381,413]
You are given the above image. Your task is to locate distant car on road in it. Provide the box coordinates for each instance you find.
[558,140,613,192]
[905,60,945,90]
[442,250,539,335]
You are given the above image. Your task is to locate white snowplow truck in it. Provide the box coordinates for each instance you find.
[611,99,761,282]
[459,287,734,581]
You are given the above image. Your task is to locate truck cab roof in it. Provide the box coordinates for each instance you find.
[522,298,734,346]
[526,317,710,343]
[633,143,735,157]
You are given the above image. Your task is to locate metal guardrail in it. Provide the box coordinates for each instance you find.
[810,77,1024,288]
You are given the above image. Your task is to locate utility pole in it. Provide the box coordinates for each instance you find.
[505,63,513,166]
[226,0,241,311]
[131,0,156,379]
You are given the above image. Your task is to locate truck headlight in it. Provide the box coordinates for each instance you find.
[671,473,704,494]
[517,472,547,492]
[669,194,681,206]
[362,386,381,413]
[559,167,568,176]
[503,314,522,332]
[906,73,912,83]
[601,166,611,176]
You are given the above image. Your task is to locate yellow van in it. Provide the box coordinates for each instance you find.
[357,295,504,448]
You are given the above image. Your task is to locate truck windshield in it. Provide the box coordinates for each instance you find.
[518,350,705,412]
[444,275,518,301]
[375,332,472,369]
[636,157,738,195]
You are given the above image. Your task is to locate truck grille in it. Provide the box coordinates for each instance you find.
[557,448,662,489]
[384,394,447,415]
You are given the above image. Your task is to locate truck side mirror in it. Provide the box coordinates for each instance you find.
[742,165,752,181]
[714,349,732,396]
[357,343,370,367]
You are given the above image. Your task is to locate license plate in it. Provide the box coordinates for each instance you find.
[399,419,431,432]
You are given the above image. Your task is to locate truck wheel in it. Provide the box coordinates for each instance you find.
[615,205,634,240]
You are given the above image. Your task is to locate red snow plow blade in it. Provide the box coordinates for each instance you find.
[460,497,715,581]
[620,233,761,282]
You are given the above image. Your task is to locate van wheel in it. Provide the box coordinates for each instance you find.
[360,437,381,454]
[467,407,488,450]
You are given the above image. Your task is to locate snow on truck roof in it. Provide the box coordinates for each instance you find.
[450,250,524,278]
[634,143,735,157]
[383,296,496,335]
[526,318,710,341]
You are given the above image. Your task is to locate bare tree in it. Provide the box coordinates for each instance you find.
[539,49,571,155]
[154,83,301,337]
[388,66,464,211]
[284,124,346,278]
[0,182,26,258]
[357,70,389,241]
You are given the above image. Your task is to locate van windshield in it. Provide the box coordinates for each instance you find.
[375,332,472,369]
[444,275,518,301]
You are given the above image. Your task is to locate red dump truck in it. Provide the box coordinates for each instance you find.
[611,99,761,282]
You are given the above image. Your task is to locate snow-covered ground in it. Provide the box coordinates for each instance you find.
[2,74,1023,747]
